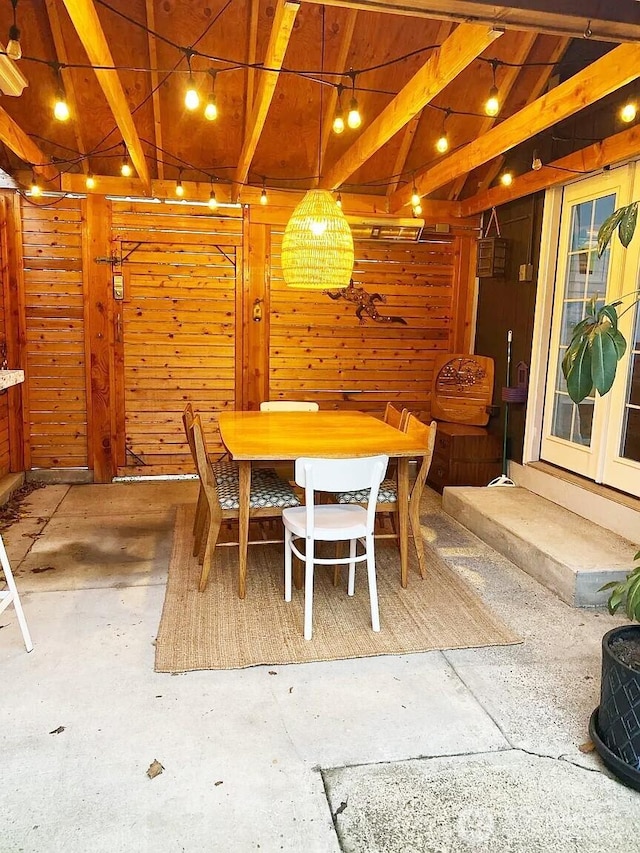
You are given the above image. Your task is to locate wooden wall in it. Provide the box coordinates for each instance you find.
[0,194,477,481]
[0,197,10,477]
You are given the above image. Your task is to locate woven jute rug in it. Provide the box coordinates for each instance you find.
[155,505,520,672]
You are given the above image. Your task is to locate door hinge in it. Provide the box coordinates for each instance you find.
[94,255,119,265]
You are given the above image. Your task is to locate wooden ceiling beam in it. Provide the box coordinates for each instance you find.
[315,8,358,186]
[244,0,260,139]
[44,0,88,174]
[320,22,503,190]
[389,42,640,212]
[386,19,452,197]
[61,0,151,191]
[144,0,163,180]
[233,0,300,201]
[473,35,570,195]
[460,122,640,217]
[310,0,640,43]
[0,107,58,183]
[447,30,537,201]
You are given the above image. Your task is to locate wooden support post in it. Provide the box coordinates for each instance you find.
[2,194,26,473]
[241,208,270,410]
[82,195,116,482]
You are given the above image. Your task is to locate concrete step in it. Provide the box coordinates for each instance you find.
[442,486,638,607]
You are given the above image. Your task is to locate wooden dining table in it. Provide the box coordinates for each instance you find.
[217,410,427,598]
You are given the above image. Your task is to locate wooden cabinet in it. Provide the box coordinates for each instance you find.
[427,422,502,492]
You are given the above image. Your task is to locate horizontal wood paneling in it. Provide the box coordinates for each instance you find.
[111,203,242,475]
[21,197,88,469]
[269,235,457,420]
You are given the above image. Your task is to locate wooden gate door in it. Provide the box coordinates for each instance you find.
[111,202,242,477]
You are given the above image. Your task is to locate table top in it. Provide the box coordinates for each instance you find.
[218,410,425,460]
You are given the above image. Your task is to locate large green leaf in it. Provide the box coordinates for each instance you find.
[625,571,640,621]
[565,338,593,403]
[598,206,627,257]
[618,201,638,248]
[591,327,618,395]
[598,304,619,331]
[610,328,627,360]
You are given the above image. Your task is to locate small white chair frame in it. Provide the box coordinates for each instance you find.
[0,533,33,652]
[283,455,388,640]
[260,401,319,412]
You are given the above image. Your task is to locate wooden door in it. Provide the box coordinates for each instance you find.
[111,202,242,477]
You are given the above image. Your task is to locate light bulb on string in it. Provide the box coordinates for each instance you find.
[121,146,132,177]
[346,71,361,129]
[204,70,218,120]
[621,101,637,123]
[435,109,449,154]
[260,180,268,205]
[54,89,70,121]
[531,149,543,171]
[336,192,342,209]
[175,173,184,197]
[184,54,199,111]
[485,60,500,117]
[85,173,96,190]
[333,86,345,134]
[6,0,21,60]
[208,189,218,210]
[500,171,513,186]
[413,204,422,217]
[29,172,42,197]
[410,181,421,209]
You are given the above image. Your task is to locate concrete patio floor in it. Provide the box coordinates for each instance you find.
[1,480,638,852]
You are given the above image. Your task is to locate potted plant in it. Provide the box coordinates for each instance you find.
[589,550,640,790]
[561,200,639,405]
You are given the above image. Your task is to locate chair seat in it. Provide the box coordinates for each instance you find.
[212,459,280,485]
[216,470,300,510]
[334,478,398,504]
[282,503,368,540]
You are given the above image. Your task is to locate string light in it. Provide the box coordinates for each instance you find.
[260,179,268,205]
[336,192,342,209]
[531,149,542,171]
[184,54,199,111]
[500,171,513,186]
[6,0,21,61]
[120,145,132,177]
[204,70,218,120]
[53,67,70,122]
[29,171,42,197]
[410,180,421,209]
[175,172,184,196]
[485,60,500,117]
[208,181,217,210]
[85,173,96,190]
[412,203,422,216]
[347,71,361,129]
[435,108,449,154]
[621,101,637,123]
[333,86,345,134]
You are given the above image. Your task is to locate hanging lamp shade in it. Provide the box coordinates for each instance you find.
[282,189,354,290]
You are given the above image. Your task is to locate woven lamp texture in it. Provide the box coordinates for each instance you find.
[282,189,354,290]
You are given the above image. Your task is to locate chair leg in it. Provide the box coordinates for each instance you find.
[303,545,315,640]
[409,495,427,579]
[0,536,33,652]
[365,533,380,632]
[193,489,207,557]
[347,538,357,596]
[284,528,293,602]
[198,516,222,592]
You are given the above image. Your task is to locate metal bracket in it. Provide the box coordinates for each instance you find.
[94,255,119,265]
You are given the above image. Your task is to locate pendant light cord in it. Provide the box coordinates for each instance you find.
[318,7,325,182]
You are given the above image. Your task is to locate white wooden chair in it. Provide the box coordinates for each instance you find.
[260,401,319,411]
[283,455,388,640]
[0,534,33,652]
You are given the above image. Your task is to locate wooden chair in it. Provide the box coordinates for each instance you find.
[283,455,388,640]
[190,414,300,593]
[383,402,409,431]
[260,401,319,411]
[334,415,437,580]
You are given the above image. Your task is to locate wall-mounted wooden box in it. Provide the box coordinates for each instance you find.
[476,237,508,278]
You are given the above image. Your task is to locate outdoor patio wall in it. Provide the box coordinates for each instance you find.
[0,195,477,481]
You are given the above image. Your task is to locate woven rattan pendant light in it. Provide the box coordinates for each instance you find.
[281,189,354,289]
[281,8,354,290]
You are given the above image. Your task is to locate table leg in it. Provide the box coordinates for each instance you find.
[397,457,409,588]
[238,460,251,599]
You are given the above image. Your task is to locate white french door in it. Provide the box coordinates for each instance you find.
[540,165,640,497]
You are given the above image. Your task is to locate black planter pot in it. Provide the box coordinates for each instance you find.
[590,625,640,791]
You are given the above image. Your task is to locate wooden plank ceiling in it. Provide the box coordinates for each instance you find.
[0,0,639,215]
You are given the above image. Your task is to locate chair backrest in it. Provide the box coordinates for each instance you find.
[190,415,222,520]
[260,401,319,412]
[384,402,409,431]
[404,415,437,502]
[295,455,388,534]
[182,403,196,462]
